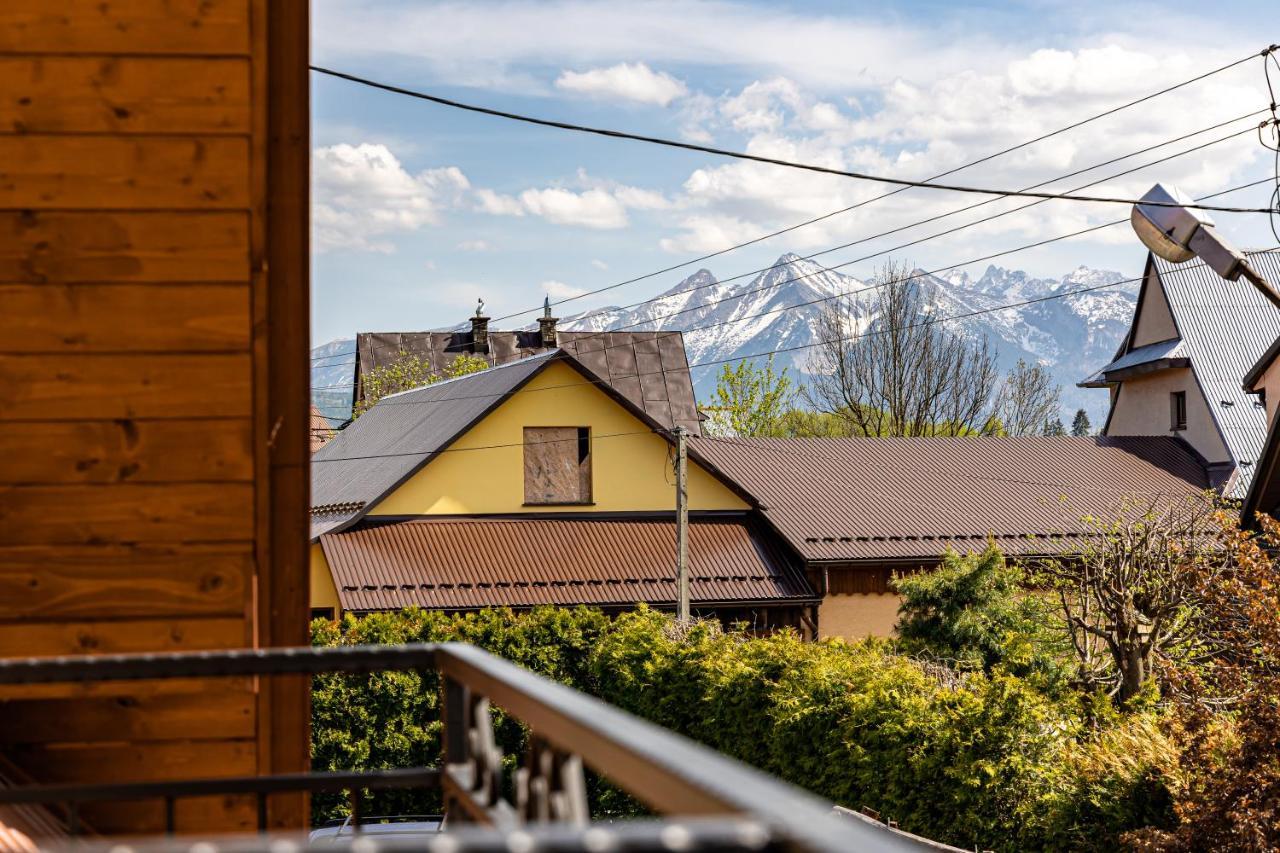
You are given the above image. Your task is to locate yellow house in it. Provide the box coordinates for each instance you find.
[309,348,820,633]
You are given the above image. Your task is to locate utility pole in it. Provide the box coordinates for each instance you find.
[673,426,690,624]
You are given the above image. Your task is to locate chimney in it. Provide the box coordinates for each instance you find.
[471,298,490,354]
[538,295,558,349]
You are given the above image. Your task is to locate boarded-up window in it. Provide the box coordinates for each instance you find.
[524,427,592,504]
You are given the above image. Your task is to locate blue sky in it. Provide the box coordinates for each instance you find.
[310,0,1279,345]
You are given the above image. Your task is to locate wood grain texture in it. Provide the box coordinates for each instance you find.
[0,691,255,744]
[0,56,250,134]
[0,482,254,544]
[0,418,253,484]
[0,352,252,420]
[0,1,251,56]
[0,616,245,657]
[0,676,254,702]
[0,543,251,620]
[0,211,249,283]
[0,283,249,353]
[0,136,249,209]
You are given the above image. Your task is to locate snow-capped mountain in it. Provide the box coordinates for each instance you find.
[557,254,1135,425]
[310,253,1136,426]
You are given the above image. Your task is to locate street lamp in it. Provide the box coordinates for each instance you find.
[1131,182,1280,308]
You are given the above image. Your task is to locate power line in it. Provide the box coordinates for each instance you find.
[468,46,1274,325]
[349,249,1275,409]
[311,60,1279,217]
[309,171,1272,394]
[322,114,1267,386]
[529,120,1267,350]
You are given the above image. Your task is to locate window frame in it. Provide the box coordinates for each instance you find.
[522,425,594,506]
[1170,390,1188,431]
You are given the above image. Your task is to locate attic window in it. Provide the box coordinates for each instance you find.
[524,426,593,505]
[1170,391,1187,431]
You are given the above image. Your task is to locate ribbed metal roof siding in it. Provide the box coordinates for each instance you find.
[311,352,556,511]
[1152,250,1280,497]
[355,330,702,435]
[321,516,814,611]
[689,436,1210,562]
[1084,337,1187,382]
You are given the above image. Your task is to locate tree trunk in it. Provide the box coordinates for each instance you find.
[1116,643,1148,703]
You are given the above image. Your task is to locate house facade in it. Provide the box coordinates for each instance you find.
[310,350,820,633]
[312,348,1211,639]
[1080,250,1280,497]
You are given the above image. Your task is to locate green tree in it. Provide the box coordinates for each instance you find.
[1044,417,1067,436]
[704,355,794,437]
[354,351,489,417]
[1071,408,1093,437]
[894,545,1064,681]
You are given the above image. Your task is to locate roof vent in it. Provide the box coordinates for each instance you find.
[1221,400,1235,407]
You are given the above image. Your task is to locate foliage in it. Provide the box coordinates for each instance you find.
[354,351,489,417]
[1044,417,1067,436]
[1071,408,1093,437]
[1128,514,1280,850]
[894,545,1066,685]
[775,407,862,437]
[703,355,794,437]
[312,605,1181,850]
[1030,496,1225,704]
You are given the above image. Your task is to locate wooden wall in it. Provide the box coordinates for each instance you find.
[0,0,310,836]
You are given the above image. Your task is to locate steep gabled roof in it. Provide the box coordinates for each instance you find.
[1079,338,1188,387]
[311,349,750,541]
[690,436,1211,563]
[354,330,702,434]
[1147,250,1280,496]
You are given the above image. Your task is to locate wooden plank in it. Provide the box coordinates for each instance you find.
[0,211,249,283]
[0,282,250,352]
[258,2,315,828]
[0,691,255,744]
[0,543,251,620]
[0,616,245,657]
[0,136,249,210]
[0,353,252,420]
[0,482,253,544]
[0,676,253,702]
[79,794,256,837]
[0,418,252,485]
[0,1,251,56]
[0,57,250,135]
[0,283,249,353]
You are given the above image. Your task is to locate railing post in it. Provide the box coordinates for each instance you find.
[442,675,469,766]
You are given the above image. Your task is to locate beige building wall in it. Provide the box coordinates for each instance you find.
[1130,270,1179,347]
[1106,368,1229,463]
[819,593,902,639]
[1252,357,1280,424]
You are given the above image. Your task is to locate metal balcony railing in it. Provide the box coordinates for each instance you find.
[0,643,955,852]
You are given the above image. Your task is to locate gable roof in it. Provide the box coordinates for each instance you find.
[1244,333,1280,393]
[689,436,1211,563]
[311,350,750,541]
[354,330,702,434]
[320,514,815,612]
[1145,250,1280,496]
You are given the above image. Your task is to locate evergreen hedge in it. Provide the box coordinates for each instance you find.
[311,606,1175,851]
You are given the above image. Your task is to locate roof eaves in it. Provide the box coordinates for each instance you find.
[1244,333,1280,392]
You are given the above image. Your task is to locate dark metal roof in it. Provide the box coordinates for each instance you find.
[1078,338,1188,387]
[355,330,701,434]
[1147,250,1280,497]
[310,351,559,538]
[689,436,1211,562]
[319,515,816,611]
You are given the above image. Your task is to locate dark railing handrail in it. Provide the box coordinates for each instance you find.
[0,643,959,852]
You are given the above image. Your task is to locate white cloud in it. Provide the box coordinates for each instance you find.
[456,239,490,251]
[591,259,609,270]
[312,142,468,253]
[475,189,526,217]
[520,188,628,228]
[555,62,688,106]
[542,279,586,299]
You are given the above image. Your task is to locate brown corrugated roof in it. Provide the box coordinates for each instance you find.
[689,436,1211,562]
[355,330,701,434]
[320,515,815,612]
